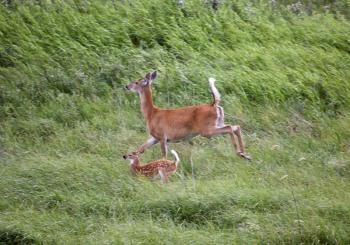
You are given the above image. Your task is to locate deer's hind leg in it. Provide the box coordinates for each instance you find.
[231,125,250,160]
[201,125,251,161]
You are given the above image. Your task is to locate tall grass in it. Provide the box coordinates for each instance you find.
[1,0,350,244]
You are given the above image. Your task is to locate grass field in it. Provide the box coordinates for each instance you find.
[1,1,350,244]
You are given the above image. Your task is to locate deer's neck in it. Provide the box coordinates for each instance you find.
[140,86,155,121]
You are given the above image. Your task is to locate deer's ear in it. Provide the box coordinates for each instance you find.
[145,71,157,81]
[150,70,157,80]
[145,72,151,80]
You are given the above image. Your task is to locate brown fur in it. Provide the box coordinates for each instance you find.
[125,71,251,160]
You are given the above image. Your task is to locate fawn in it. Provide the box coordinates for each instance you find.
[122,150,180,183]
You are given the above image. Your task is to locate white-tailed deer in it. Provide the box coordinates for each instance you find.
[123,149,180,183]
[125,71,251,160]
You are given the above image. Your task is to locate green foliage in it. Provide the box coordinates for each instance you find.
[1,0,350,121]
[0,0,350,244]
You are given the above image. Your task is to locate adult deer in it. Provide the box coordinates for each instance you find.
[125,71,251,160]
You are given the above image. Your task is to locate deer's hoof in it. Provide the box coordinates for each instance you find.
[238,152,252,161]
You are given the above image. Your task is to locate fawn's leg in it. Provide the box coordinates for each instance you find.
[158,168,168,183]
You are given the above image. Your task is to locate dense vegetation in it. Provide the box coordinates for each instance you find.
[1,0,349,244]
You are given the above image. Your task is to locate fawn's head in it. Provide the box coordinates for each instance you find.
[125,71,157,93]
[122,152,139,164]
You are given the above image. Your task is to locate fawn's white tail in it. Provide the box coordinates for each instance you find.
[170,150,180,167]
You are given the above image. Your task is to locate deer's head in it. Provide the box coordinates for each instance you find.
[125,71,157,93]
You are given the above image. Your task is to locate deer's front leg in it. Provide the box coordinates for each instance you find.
[160,136,168,157]
[136,136,159,154]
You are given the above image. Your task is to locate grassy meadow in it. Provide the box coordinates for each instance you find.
[1,0,350,244]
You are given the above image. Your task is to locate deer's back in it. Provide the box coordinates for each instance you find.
[149,104,217,140]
